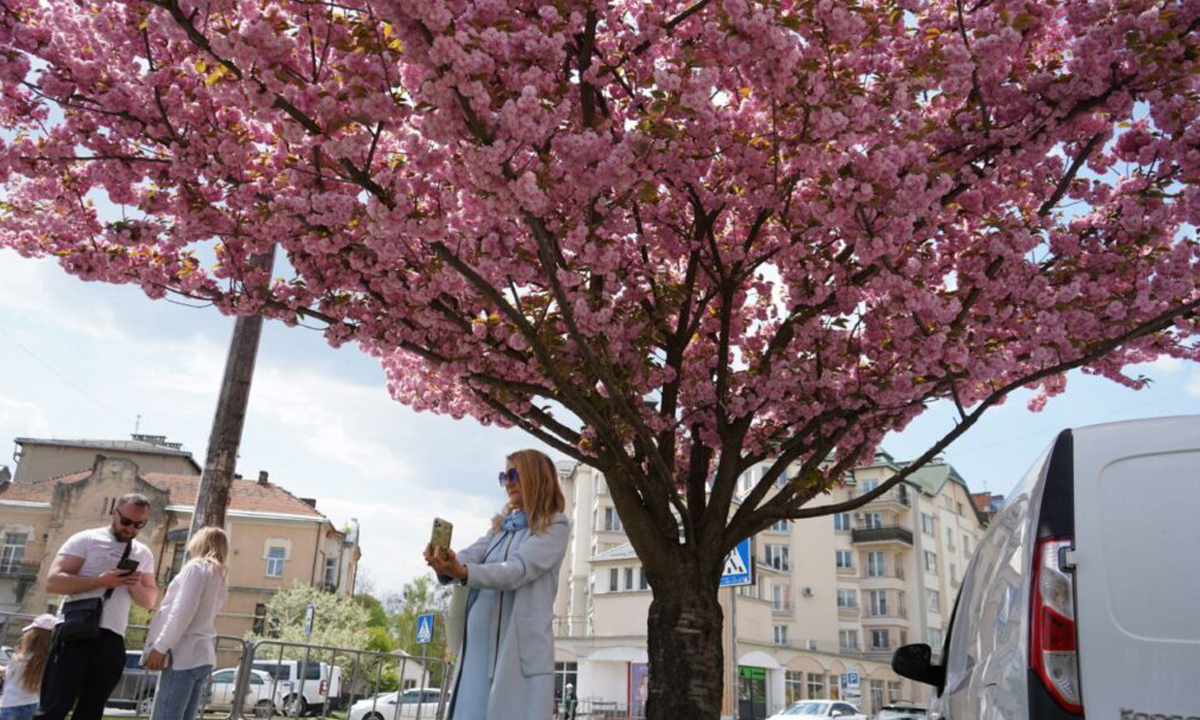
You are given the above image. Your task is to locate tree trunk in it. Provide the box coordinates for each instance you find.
[645,572,727,720]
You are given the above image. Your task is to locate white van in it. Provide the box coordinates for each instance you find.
[251,659,343,716]
[893,415,1200,720]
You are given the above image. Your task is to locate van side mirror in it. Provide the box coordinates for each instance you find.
[892,644,945,690]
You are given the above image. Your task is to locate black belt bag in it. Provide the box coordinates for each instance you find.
[58,540,132,643]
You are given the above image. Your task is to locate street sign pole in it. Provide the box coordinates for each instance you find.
[720,536,754,720]
[730,585,738,720]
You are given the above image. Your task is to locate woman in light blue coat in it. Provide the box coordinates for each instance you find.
[425,449,569,720]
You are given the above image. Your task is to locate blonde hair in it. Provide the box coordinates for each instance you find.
[493,449,565,535]
[187,526,229,575]
[15,626,53,694]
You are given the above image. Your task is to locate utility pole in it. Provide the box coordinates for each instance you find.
[189,247,276,537]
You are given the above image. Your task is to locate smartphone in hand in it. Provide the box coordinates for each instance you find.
[116,558,140,575]
[430,518,453,557]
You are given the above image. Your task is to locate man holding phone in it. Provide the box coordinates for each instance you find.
[35,493,157,720]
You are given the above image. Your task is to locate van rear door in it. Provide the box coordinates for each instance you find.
[1071,415,1200,718]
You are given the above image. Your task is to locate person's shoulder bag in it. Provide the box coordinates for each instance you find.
[58,540,132,643]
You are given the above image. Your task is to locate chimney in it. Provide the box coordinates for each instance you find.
[300,497,317,508]
[258,471,269,486]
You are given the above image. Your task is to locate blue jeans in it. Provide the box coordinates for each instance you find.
[150,663,212,720]
[1,705,39,720]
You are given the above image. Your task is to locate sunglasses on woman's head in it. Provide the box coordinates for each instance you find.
[114,509,147,529]
[498,468,519,486]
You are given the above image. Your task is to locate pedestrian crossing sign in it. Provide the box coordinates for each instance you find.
[719,537,754,587]
[416,613,435,644]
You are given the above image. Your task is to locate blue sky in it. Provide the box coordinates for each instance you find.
[1,251,1197,593]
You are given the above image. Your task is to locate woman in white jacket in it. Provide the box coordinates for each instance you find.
[143,527,229,720]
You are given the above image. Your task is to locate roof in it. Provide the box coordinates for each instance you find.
[16,437,202,471]
[0,470,324,518]
[590,542,638,563]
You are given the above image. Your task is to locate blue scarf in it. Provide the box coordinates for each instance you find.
[501,509,528,532]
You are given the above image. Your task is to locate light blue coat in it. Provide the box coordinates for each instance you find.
[442,513,570,720]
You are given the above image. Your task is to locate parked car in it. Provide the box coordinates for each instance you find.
[893,415,1200,720]
[250,659,342,716]
[348,688,443,720]
[204,667,277,716]
[106,650,159,715]
[0,645,13,693]
[766,700,868,720]
[876,704,927,720]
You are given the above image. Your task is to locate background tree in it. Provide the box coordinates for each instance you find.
[388,576,451,688]
[2,0,1199,717]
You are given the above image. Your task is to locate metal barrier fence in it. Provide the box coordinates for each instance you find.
[1,612,451,720]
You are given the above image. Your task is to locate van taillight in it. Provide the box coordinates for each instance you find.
[1031,537,1083,714]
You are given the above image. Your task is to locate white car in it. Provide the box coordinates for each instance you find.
[893,415,1200,720]
[348,687,443,720]
[767,700,868,720]
[251,659,343,716]
[205,668,277,716]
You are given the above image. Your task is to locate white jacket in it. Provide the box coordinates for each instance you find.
[146,559,228,670]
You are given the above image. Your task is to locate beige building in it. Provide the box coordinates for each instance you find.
[552,452,989,719]
[11,435,203,483]
[0,455,360,658]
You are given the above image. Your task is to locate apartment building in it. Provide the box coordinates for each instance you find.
[552,452,989,720]
[0,452,359,655]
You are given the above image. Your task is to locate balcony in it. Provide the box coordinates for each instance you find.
[0,560,39,581]
[771,601,794,615]
[756,556,791,573]
[865,647,896,661]
[837,605,861,619]
[554,616,594,638]
[852,488,911,509]
[860,566,906,581]
[851,523,914,546]
[863,606,908,621]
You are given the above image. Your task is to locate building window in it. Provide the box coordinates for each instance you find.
[596,477,608,495]
[603,507,623,533]
[0,533,27,573]
[554,662,578,704]
[833,513,851,531]
[266,546,286,578]
[862,479,880,492]
[835,550,854,569]
[167,543,186,583]
[765,544,790,571]
[921,513,934,536]
[870,680,885,713]
[625,567,635,591]
[836,589,857,608]
[806,673,825,699]
[868,590,888,617]
[866,551,885,578]
[950,563,958,584]
[324,558,338,590]
[928,589,941,613]
[929,628,943,649]
[924,551,938,574]
[862,512,883,529]
[770,519,790,533]
[252,603,267,635]
[887,680,902,703]
[772,624,789,645]
[963,534,972,555]
[957,502,964,516]
[870,629,890,650]
[946,527,955,551]
[771,583,792,612]
[838,629,859,650]
[609,568,619,592]
[785,671,804,705]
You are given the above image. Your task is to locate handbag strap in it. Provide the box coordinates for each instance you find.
[102,540,134,601]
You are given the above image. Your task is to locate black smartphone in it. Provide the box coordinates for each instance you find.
[116,558,140,575]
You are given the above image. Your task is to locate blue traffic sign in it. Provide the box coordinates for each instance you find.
[416,613,435,644]
[719,538,754,587]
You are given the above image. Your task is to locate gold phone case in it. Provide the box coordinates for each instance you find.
[431,518,453,551]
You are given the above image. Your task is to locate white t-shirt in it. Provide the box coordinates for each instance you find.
[0,654,39,707]
[57,526,155,637]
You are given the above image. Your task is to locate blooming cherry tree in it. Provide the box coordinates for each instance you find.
[2,0,1199,715]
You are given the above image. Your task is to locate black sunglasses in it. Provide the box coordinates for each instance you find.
[498,468,519,486]
[114,508,147,530]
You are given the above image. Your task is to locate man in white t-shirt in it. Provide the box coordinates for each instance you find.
[34,493,157,720]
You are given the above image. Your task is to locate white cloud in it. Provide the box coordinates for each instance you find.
[1186,370,1200,399]
[0,254,122,339]
[0,395,52,442]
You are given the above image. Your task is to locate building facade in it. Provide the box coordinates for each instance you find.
[10,435,203,483]
[552,452,989,719]
[0,455,360,655]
